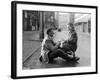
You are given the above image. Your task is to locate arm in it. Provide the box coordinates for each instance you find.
[46,40,60,51]
[69,32,78,43]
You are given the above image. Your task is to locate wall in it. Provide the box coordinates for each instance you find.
[0,0,99,80]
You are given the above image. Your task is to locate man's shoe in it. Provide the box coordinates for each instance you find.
[39,56,43,62]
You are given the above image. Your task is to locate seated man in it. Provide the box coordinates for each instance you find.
[39,28,78,64]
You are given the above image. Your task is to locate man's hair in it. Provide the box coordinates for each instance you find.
[46,28,53,35]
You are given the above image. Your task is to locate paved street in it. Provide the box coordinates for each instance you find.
[23,30,91,69]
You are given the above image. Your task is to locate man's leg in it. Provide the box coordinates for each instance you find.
[48,49,72,62]
[48,51,59,63]
[56,49,73,60]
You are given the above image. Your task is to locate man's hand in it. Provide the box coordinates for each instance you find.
[56,41,61,47]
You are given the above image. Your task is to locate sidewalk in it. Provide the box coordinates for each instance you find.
[23,31,41,62]
[23,40,41,62]
[23,31,91,69]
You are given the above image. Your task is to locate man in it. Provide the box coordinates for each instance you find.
[39,28,77,64]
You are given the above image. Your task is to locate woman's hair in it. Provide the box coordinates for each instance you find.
[68,23,75,32]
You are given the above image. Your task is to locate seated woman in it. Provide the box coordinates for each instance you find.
[53,23,80,61]
[60,23,80,60]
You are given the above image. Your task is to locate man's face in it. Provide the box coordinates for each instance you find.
[49,30,54,37]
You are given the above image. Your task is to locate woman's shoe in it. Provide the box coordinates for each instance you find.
[71,57,80,62]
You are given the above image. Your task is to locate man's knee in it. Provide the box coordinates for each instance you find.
[48,51,58,58]
[49,49,66,58]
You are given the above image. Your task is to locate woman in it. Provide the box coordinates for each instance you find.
[60,23,80,61]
